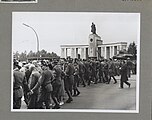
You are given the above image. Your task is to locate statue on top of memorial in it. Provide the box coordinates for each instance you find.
[91,22,96,34]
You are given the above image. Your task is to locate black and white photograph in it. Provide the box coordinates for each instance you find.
[0,0,37,3]
[12,12,140,112]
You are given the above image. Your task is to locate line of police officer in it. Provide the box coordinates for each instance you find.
[13,57,133,109]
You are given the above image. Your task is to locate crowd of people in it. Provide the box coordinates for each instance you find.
[13,57,136,109]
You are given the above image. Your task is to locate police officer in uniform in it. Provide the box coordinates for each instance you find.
[73,62,80,96]
[64,58,75,103]
[51,60,62,109]
[107,58,117,84]
[120,61,131,88]
[28,64,53,109]
[98,60,105,83]
[103,59,109,83]
[27,65,41,109]
[13,62,29,109]
[77,59,86,87]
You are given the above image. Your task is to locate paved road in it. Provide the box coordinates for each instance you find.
[20,75,136,110]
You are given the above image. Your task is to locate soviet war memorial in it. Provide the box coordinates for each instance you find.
[12,12,140,112]
[61,22,128,60]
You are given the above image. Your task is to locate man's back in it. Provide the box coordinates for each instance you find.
[13,70,25,89]
[41,69,53,86]
[65,63,75,76]
[29,71,40,90]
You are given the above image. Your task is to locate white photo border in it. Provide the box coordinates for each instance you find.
[11,12,140,113]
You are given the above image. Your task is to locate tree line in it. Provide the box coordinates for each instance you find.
[13,49,59,61]
[13,42,137,61]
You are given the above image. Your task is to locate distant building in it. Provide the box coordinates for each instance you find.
[61,24,127,60]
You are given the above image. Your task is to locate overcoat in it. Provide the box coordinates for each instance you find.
[64,63,75,90]
[120,63,128,82]
[28,70,40,109]
[13,70,26,100]
[32,68,53,93]
[28,70,40,94]
[109,62,115,76]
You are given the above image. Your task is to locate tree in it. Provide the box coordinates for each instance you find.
[19,51,27,61]
[13,50,59,61]
[27,50,36,57]
[127,42,137,59]
[127,42,137,55]
[40,49,47,57]
[13,51,20,60]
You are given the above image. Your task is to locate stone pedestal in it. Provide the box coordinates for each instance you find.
[88,34,102,58]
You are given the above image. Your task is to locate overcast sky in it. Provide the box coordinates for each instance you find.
[12,12,140,56]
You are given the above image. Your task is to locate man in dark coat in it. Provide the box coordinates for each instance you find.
[84,59,91,85]
[103,59,109,83]
[98,60,105,83]
[127,58,132,78]
[107,58,117,84]
[73,62,80,96]
[13,62,29,109]
[64,59,75,103]
[89,59,97,84]
[77,59,86,87]
[24,65,32,105]
[120,61,131,88]
[51,61,62,109]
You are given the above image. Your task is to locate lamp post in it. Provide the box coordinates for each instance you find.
[23,23,40,60]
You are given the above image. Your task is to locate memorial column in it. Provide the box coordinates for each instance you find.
[61,48,65,58]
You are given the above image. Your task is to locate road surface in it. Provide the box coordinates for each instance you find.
[20,75,137,110]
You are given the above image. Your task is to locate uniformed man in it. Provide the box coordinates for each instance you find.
[77,59,86,87]
[27,65,41,109]
[51,60,62,109]
[91,59,98,84]
[98,60,105,83]
[120,61,131,88]
[64,58,75,103]
[107,58,117,84]
[28,64,53,109]
[24,65,32,105]
[84,59,91,85]
[127,58,132,78]
[13,61,29,109]
[73,62,80,97]
[103,59,109,83]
